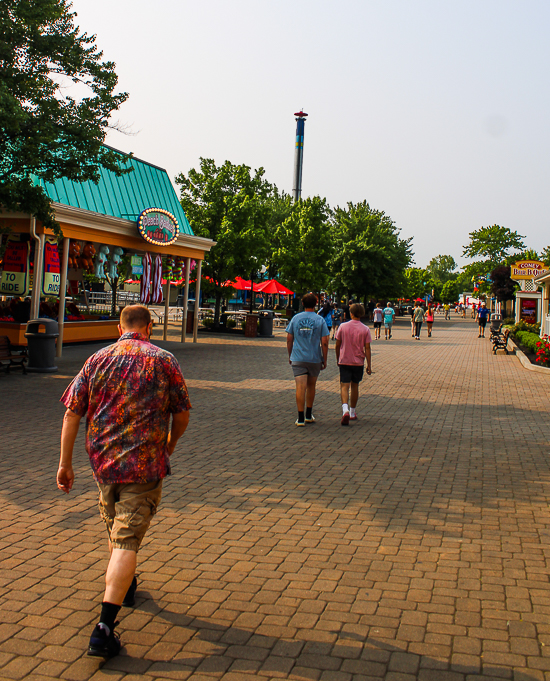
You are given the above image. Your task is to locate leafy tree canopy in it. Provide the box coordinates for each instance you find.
[0,0,130,234]
[491,265,517,302]
[541,246,550,267]
[176,158,274,322]
[463,225,525,264]
[440,279,460,304]
[425,254,457,283]
[273,196,332,296]
[330,201,413,302]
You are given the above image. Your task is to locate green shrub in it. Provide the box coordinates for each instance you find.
[515,330,541,354]
[203,317,214,328]
[226,318,236,329]
[506,320,540,335]
[501,317,515,325]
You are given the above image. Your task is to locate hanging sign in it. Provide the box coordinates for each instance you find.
[0,239,30,295]
[42,239,61,296]
[510,261,547,280]
[131,255,143,275]
[137,208,179,246]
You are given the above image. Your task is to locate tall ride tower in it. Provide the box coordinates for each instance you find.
[292,110,308,201]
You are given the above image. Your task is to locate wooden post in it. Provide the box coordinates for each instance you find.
[56,237,70,358]
[163,280,170,341]
[181,257,190,342]
[193,260,202,343]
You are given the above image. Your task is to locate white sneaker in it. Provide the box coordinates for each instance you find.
[295,419,305,427]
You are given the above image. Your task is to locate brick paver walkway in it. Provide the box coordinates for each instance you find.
[1,316,549,681]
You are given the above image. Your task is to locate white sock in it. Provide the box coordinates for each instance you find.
[342,403,349,414]
[350,407,356,417]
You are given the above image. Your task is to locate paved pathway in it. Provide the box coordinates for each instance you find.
[1,316,549,681]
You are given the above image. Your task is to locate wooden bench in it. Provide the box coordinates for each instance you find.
[491,328,510,355]
[0,336,27,374]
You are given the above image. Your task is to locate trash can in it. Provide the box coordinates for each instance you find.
[490,313,502,332]
[258,310,274,337]
[25,318,59,373]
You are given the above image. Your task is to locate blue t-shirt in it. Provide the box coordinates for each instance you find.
[383,307,395,324]
[478,307,489,320]
[286,311,329,363]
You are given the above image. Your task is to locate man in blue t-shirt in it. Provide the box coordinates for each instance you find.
[383,303,396,340]
[476,302,490,338]
[286,293,330,427]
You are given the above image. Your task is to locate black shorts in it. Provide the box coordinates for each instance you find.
[374,321,382,329]
[339,364,364,384]
[479,318,487,327]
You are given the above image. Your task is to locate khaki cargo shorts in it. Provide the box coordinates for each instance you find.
[97,479,163,552]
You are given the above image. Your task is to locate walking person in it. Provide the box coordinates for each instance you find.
[382,302,395,340]
[476,301,490,338]
[56,305,191,658]
[335,303,372,425]
[286,293,329,426]
[331,304,343,340]
[413,301,425,339]
[373,303,383,340]
[318,301,333,339]
[444,303,450,320]
[425,304,434,337]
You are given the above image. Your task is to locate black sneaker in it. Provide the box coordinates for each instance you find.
[88,622,121,658]
[122,576,137,607]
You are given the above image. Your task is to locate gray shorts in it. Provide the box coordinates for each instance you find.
[292,361,322,378]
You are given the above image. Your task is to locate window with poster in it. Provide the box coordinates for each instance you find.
[519,298,537,324]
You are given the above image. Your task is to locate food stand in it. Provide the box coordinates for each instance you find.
[0,149,214,354]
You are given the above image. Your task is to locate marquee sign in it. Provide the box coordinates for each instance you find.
[137,208,179,246]
[510,260,547,280]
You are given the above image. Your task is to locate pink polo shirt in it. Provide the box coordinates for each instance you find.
[336,320,372,366]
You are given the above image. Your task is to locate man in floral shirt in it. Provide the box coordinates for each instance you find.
[57,305,191,658]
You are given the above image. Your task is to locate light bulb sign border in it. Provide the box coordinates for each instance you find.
[137,208,179,247]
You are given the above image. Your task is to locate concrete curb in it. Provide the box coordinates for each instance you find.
[508,337,550,375]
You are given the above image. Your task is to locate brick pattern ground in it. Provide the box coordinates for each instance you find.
[0,314,549,681]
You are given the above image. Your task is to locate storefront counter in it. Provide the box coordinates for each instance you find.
[0,319,119,347]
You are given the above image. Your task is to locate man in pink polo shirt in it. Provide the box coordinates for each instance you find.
[335,303,372,425]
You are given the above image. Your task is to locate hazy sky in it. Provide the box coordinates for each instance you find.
[70,0,550,268]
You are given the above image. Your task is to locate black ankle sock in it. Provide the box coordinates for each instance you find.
[298,411,305,423]
[305,407,312,420]
[99,602,121,631]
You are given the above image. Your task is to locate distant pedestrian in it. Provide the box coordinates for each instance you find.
[444,303,450,320]
[343,299,355,322]
[476,302,490,338]
[331,304,343,340]
[425,304,434,337]
[57,305,191,659]
[286,293,329,426]
[383,302,395,340]
[335,303,372,425]
[413,302,425,339]
[318,302,333,337]
[373,303,383,340]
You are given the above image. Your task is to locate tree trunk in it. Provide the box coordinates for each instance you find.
[214,290,222,328]
[110,276,119,318]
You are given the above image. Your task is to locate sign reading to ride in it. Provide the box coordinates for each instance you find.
[510,260,547,280]
[42,239,61,296]
[137,208,179,246]
[0,239,30,296]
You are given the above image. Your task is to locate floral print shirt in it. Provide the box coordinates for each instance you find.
[61,332,191,484]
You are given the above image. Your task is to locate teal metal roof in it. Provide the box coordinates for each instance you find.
[33,147,193,236]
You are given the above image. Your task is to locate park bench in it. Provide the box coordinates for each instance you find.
[0,336,27,374]
[491,328,510,355]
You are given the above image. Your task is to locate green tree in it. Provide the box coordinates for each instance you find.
[0,0,130,234]
[330,201,413,303]
[176,158,273,325]
[403,268,427,300]
[463,225,525,265]
[440,279,460,303]
[274,196,332,297]
[425,255,457,283]
[541,246,550,267]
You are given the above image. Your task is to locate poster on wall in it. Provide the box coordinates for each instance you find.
[0,238,30,296]
[519,298,538,324]
[42,239,61,296]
